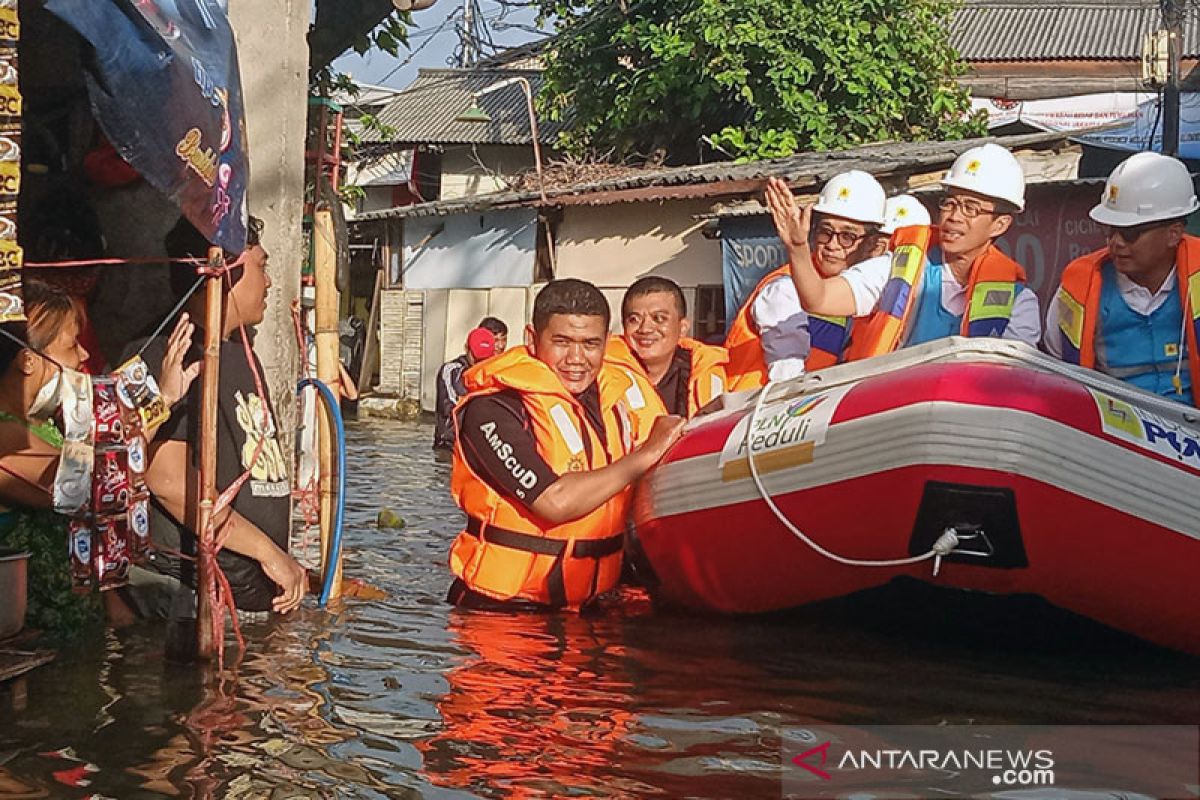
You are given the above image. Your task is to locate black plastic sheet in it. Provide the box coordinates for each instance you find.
[46,0,249,253]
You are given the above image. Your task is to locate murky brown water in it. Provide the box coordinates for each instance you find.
[0,419,1197,799]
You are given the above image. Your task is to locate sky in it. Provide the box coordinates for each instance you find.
[331,1,550,90]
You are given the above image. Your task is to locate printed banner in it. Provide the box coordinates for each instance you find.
[720,216,787,333]
[45,0,250,253]
[0,0,21,320]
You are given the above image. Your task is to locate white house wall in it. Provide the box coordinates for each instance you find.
[555,199,721,325]
[441,145,537,199]
[402,208,537,289]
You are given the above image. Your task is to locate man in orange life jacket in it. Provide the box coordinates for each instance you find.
[605,276,729,420]
[764,143,1041,357]
[724,170,888,391]
[1045,151,1200,406]
[447,279,686,611]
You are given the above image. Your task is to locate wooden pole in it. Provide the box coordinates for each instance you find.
[313,208,343,600]
[357,268,383,393]
[196,247,224,659]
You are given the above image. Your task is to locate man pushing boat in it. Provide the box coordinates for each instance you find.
[446,278,684,612]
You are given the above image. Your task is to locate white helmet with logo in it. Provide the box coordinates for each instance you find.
[880,194,932,234]
[813,170,887,226]
[940,143,1026,212]
[1089,151,1200,227]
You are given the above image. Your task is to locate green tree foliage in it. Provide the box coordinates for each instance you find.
[537,0,985,162]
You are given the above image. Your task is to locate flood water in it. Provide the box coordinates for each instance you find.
[1,419,1197,799]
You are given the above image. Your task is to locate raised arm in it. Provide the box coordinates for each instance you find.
[765,177,859,317]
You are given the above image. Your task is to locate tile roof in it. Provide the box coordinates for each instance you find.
[950,0,1200,61]
[371,68,567,146]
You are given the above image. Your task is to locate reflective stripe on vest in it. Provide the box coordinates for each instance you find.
[1056,238,1200,407]
[907,260,1022,347]
[449,347,634,609]
[807,313,853,370]
[844,227,1025,361]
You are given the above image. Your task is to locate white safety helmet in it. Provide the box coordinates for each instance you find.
[1089,151,1200,227]
[812,170,887,226]
[940,143,1026,212]
[880,194,932,234]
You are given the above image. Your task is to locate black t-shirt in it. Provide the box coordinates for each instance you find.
[130,334,292,612]
[456,383,605,512]
[654,347,694,418]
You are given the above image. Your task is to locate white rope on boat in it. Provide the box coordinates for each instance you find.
[745,379,961,574]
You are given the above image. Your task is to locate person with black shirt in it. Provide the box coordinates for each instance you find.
[608,276,729,419]
[120,216,306,623]
[448,279,685,611]
[433,327,496,452]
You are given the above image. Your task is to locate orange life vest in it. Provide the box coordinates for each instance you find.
[603,336,669,440]
[843,226,1026,361]
[1055,237,1200,407]
[449,347,635,609]
[605,335,729,418]
[723,265,853,391]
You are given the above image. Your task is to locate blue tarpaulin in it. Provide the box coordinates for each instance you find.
[46,0,249,253]
[720,216,787,332]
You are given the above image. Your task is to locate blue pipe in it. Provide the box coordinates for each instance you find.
[297,377,346,608]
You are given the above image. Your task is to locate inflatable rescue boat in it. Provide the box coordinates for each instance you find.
[633,338,1200,656]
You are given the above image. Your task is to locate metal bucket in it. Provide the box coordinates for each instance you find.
[0,548,29,640]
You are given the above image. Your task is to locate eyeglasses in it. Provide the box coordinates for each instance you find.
[1102,221,1173,244]
[938,196,997,219]
[813,226,868,249]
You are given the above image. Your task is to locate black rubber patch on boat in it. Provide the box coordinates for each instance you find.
[908,481,1028,569]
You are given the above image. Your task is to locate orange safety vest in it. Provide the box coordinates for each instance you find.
[1055,236,1200,407]
[604,336,669,440]
[843,226,1025,361]
[723,265,853,391]
[605,335,729,418]
[449,347,635,609]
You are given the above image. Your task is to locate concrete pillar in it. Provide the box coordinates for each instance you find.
[226,0,310,465]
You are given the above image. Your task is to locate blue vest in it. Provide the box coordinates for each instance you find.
[907,256,960,346]
[1098,263,1192,401]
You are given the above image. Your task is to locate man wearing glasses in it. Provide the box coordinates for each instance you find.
[725,170,888,390]
[1045,152,1200,405]
[764,143,1041,359]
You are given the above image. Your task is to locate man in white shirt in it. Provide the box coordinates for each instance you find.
[764,144,1042,359]
[724,170,887,389]
[1044,151,1200,405]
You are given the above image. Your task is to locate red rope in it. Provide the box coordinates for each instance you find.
[25,257,207,268]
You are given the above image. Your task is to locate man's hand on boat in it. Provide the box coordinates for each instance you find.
[642,414,686,462]
[529,415,685,524]
[765,177,811,249]
[262,545,308,614]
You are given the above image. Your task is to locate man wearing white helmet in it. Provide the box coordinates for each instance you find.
[764,143,1041,360]
[1045,151,1200,405]
[725,170,886,390]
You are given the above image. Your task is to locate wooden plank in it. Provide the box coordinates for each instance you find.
[0,649,54,683]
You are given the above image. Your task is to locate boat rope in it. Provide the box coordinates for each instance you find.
[745,380,961,575]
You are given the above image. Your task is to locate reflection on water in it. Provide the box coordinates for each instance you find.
[0,419,1197,799]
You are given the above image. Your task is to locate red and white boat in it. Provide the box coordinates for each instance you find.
[633,338,1200,656]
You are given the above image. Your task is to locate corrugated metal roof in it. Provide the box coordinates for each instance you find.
[352,132,1069,221]
[371,68,567,146]
[951,0,1200,61]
